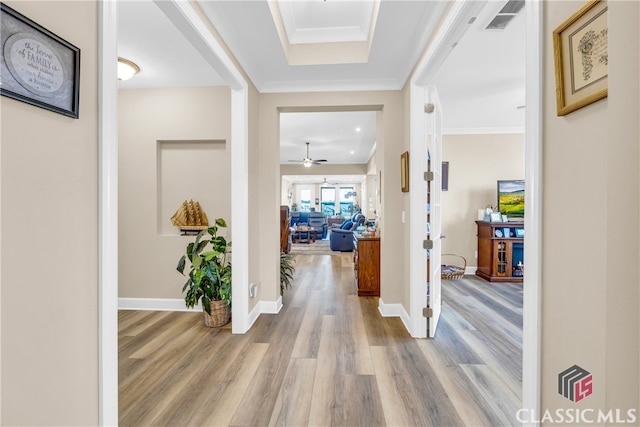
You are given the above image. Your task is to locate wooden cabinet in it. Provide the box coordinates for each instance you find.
[476,221,524,283]
[353,235,380,296]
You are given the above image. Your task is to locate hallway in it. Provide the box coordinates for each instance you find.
[119,253,522,426]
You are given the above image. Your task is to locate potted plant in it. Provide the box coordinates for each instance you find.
[280,251,295,296]
[177,218,232,327]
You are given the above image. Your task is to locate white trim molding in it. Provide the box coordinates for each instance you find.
[378,299,411,333]
[98,0,118,425]
[443,126,525,135]
[118,298,200,312]
[522,0,542,425]
[260,297,284,315]
[247,298,282,330]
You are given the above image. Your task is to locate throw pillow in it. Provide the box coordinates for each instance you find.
[341,220,353,230]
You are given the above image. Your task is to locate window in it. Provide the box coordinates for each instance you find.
[339,187,355,218]
[320,187,335,216]
[300,189,311,212]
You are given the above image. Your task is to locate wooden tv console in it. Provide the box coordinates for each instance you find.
[475,220,524,283]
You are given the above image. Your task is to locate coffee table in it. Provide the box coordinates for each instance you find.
[292,227,317,244]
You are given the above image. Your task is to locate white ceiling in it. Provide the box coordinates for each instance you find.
[281,111,376,165]
[197,0,449,92]
[117,0,525,169]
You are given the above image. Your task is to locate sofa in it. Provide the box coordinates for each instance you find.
[329,212,365,251]
[290,211,328,239]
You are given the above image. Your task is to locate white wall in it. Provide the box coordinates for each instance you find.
[118,87,231,300]
[441,133,524,268]
[1,1,99,424]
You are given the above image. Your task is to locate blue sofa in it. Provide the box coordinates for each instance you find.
[290,211,328,239]
[329,212,365,251]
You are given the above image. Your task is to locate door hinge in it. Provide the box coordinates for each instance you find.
[425,103,435,114]
[424,171,434,181]
[423,307,433,317]
[423,240,433,250]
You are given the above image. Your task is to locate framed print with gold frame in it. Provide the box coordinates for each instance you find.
[400,151,409,192]
[553,0,608,116]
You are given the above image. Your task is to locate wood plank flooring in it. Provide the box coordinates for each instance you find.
[119,253,522,426]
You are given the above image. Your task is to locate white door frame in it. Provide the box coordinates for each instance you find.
[98,0,250,423]
[100,0,543,424]
[98,2,118,424]
[522,1,542,423]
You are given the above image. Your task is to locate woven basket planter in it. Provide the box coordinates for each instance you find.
[203,300,231,327]
[441,254,467,280]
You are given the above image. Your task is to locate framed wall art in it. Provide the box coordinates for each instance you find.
[1,3,80,118]
[553,0,608,116]
[400,151,409,192]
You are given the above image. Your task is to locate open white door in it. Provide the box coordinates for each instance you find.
[425,85,443,338]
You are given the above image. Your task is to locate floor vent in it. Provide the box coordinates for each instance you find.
[485,0,524,30]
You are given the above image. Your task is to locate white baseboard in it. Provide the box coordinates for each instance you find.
[260,296,283,314]
[118,297,200,312]
[465,266,477,275]
[119,297,283,329]
[378,298,411,332]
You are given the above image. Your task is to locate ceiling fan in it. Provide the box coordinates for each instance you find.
[321,177,338,185]
[288,142,327,167]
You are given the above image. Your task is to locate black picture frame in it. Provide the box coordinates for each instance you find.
[1,3,80,118]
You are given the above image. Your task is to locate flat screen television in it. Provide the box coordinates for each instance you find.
[497,180,525,217]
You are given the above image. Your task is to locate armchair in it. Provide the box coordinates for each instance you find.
[329,213,365,251]
[308,212,328,239]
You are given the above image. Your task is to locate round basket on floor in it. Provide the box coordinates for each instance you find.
[203,300,231,327]
[441,254,466,280]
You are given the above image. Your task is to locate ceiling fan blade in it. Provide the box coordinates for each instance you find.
[312,161,324,165]
[313,159,328,162]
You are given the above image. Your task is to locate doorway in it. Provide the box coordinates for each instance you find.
[100,1,543,423]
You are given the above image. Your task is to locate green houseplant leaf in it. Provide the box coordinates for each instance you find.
[280,252,295,296]
[177,218,232,315]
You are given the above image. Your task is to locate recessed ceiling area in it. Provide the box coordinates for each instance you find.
[268,0,380,65]
[280,111,376,165]
[199,0,449,92]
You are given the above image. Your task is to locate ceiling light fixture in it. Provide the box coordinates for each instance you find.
[117,57,140,81]
[303,158,313,168]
